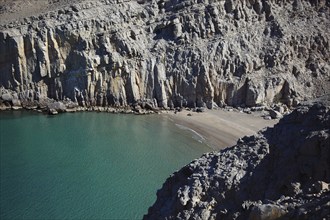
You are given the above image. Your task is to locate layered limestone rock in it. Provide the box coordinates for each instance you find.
[145,102,330,219]
[0,0,329,109]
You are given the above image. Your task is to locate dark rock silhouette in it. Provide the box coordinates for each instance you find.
[145,102,330,219]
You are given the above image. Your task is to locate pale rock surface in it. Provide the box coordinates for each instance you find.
[0,0,329,109]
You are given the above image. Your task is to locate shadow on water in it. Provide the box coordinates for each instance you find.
[0,110,42,120]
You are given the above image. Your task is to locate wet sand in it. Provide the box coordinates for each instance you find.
[165,109,278,150]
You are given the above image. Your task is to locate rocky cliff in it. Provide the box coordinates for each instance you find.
[0,0,329,110]
[145,102,330,219]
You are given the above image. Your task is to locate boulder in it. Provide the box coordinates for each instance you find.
[47,102,66,113]
[269,109,282,119]
[249,204,286,220]
[48,108,58,115]
[1,93,12,102]
[195,107,205,113]
[11,97,21,107]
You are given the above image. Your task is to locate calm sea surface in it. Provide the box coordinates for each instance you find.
[0,111,209,219]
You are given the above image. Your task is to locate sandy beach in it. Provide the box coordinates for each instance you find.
[164,109,278,150]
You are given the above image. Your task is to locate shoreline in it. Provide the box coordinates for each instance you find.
[1,104,279,151]
[164,109,278,150]
[0,105,157,115]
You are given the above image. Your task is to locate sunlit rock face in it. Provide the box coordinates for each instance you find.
[0,0,329,109]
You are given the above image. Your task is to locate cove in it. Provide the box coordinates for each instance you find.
[0,111,210,219]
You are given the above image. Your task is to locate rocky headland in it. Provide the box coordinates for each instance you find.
[145,102,330,219]
[0,0,329,115]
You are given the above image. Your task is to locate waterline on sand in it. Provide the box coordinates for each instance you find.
[175,123,207,145]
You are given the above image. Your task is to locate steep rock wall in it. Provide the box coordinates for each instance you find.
[0,0,329,109]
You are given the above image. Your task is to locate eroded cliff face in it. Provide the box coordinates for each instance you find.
[0,0,329,109]
[145,102,330,220]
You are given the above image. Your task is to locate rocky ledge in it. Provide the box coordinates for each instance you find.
[145,102,330,219]
[0,0,329,111]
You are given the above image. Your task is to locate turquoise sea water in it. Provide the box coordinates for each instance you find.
[0,111,210,219]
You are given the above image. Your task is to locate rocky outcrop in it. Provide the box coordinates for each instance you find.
[145,102,330,219]
[0,0,329,110]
